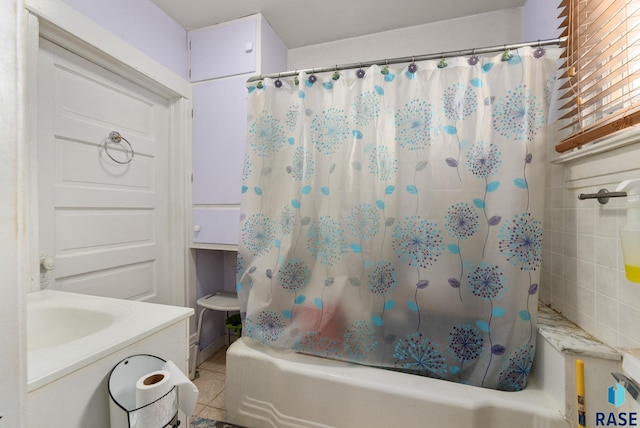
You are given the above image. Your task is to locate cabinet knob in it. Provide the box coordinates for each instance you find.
[194,225,201,232]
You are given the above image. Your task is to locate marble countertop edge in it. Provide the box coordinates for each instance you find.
[537,304,621,361]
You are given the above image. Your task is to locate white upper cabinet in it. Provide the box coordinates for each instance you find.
[189,14,287,82]
[191,75,248,205]
[189,18,257,81]
[189,14,287,248]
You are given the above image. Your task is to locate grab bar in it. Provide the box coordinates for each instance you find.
[577,189,627,205]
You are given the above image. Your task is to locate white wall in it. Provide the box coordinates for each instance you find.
[1,0,27,426]
[288,8,524,71]
[62,0,188,79]
[543,143,640,350]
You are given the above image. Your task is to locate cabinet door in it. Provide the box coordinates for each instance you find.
[192,207,240,245]
[190,19,256,82]
[192,75,247,205]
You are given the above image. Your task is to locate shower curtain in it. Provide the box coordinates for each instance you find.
[237,46,561,391]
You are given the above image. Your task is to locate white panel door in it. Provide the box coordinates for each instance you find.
[37,38,173,304]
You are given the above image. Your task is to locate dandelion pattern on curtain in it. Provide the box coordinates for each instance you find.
[237,47,561,391]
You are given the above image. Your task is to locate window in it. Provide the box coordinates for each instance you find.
[556,0,640,153]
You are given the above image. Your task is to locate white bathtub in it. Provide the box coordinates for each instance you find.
[226,337,569,428]
[27,290,193,427]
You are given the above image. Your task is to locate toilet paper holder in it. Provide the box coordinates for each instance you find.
[108,354,180,428]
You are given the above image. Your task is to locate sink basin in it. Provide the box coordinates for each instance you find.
[27,294,131,351]
[28,306,120,351]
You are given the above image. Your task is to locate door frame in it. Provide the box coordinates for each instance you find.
[24,1,192,307]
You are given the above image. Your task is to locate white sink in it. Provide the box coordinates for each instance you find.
[27,304,128,351]
[27,290,192,392]
[26,290,194,428]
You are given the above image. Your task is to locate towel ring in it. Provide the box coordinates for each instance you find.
[104,131,134,164]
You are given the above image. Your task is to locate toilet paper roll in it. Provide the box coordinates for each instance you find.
[135,369,173,408]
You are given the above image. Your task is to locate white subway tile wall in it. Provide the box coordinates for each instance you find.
[541,142,640,350]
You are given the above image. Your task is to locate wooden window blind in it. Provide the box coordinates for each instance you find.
[556,0,640,153]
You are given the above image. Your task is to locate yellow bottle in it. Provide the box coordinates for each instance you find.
[617,179,640,284]
[624,264,640,283]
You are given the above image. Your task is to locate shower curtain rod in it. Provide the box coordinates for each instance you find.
[247,37,565,83]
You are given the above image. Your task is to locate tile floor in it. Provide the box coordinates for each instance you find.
[192,346,228,421]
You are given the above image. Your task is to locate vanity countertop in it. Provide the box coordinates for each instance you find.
[28,290,193,391]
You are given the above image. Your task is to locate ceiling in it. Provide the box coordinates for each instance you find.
[150,0,527,48]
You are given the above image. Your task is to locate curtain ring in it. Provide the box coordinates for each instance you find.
[104,131,134,164]
[533,41,546,58]
[502,44,513,61]
[308,69,317,83]
[332,65,340,80]
[438,53,447,69]
[468,48,479,65]
[381,59,389,75]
